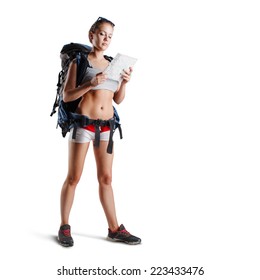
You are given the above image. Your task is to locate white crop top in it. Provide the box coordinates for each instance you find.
[81,66,119,92]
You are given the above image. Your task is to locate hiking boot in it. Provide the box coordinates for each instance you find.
[107,224,141,245]
[58,224,74,247]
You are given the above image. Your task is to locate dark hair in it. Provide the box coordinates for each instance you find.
[89,17,115,33]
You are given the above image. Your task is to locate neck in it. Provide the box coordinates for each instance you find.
[89,48,104,60]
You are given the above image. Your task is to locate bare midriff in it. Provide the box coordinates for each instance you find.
[76,89,114,120]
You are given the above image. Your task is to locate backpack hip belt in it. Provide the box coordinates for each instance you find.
[69,112,121,154]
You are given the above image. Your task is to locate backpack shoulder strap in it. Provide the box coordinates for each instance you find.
[104,55,113,62]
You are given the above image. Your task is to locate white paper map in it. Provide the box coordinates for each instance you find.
[104,53,137,81]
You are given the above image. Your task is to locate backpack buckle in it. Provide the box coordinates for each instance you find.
[94,119,102,127]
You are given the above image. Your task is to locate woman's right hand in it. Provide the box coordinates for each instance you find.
[90,72,108,87]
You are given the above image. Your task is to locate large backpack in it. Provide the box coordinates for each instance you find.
[50,43,122,151]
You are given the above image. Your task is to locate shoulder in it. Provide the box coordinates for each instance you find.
[70,58,77,65]
[67,58,77,77]
[69,58,77,70]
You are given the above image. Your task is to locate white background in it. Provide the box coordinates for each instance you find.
[1,0,260,279]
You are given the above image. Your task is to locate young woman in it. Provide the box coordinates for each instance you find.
[58,17,141,246]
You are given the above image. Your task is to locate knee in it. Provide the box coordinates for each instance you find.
[98,173,112,187]
[65,175,81,188]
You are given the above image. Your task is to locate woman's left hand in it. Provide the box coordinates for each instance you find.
[121,67,133,83]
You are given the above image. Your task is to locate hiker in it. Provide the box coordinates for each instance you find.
[58,17,141,246]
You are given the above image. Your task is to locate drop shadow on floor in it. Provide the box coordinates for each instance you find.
[32,231,106,245]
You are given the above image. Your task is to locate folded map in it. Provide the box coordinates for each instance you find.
[104,53,137,81]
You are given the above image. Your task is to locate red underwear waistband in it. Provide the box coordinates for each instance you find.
[83,124,110,133]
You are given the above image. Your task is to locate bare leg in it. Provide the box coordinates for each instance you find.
[60,141,90,225]
[93,141,119,231]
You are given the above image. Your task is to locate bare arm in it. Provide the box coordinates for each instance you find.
[63,59,108,102]
[113,67,133,104]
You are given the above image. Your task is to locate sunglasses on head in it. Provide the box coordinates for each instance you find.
[95,17,115,27]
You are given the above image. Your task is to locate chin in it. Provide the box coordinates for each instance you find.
[101,44,109,49]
